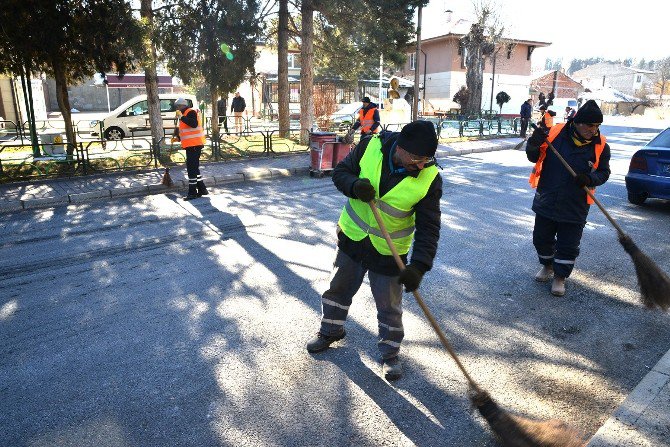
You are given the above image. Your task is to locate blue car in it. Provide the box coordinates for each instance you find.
[625,127,670,205]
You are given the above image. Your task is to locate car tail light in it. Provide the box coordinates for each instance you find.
[629,155,648,172]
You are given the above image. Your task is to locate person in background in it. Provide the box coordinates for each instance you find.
[520,98,533,138]
[231,92,246,134]
[350,97,381,139]
[564,106,576,121]
[173,97,208,200]
[217,96,229,134]
[538,105,556,130]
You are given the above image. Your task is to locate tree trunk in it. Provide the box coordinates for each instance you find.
[210,86,219,140]
[141,0,164,149]
[464,44,484,116]
[277,0,290,138]
[53,66,76,156]
[299,0,315,145]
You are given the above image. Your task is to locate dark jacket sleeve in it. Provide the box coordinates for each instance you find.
[587,141,611,187]
[332,139,368,198]
[410,174,443,272]
[369,108,381,132]
[180,109,198,128]
[526,140,541,163]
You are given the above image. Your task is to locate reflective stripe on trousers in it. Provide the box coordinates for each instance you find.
[532,213,585,278]
[319,248,404,359]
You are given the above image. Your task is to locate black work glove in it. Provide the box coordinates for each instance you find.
[574,173,592,187]
[527,127,548,147]
[352,178,376,202]
[398,264,424,292]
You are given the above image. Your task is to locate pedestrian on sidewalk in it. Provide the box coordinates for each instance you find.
[231,92,246,134]
[526,100,611,296]
[173,97,208,200]
[306,120,443,381]
[217,96,229,134]
[519,98,533,138]
[564,106,576,121]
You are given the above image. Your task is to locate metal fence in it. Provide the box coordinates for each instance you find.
[0,115,520,182]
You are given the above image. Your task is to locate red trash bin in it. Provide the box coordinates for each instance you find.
[330,141,353,166]
[309,131,337,177]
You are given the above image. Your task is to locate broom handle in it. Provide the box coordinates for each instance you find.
[530,123,627,236]
[368,201,481,391]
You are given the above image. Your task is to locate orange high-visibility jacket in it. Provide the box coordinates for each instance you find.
[541,111,554,129]
[529,123,606,205]
[358,107,380,134]
[178,108,206,148]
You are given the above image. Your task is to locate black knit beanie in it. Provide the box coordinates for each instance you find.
[396,120,438,157]
[573,100,603,124]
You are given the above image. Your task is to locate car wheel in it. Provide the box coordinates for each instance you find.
[627,191,648,205]
[104,127,125,140]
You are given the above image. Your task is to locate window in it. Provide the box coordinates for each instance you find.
[461,47,467,69]
[161,99,175,113]
[636,74,642,83]
[124,100,148,116]
[409,53,415,71]
[288,53,301,69]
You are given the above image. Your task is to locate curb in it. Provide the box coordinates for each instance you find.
[0,140,522,214]
[587,348,670,446]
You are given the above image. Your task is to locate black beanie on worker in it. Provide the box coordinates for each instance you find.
[397,120,438,157]
[573,100,603,124]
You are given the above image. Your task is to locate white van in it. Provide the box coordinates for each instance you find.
[90,94,199,140]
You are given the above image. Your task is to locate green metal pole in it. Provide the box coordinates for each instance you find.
[24,64,41,157]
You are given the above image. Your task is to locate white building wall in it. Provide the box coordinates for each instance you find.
[424,71,530,115]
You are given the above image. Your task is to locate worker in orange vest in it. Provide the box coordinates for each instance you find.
[538,105,556,130]
[351,97,381,140]
[173,98,208,200]
[526,100,610,296]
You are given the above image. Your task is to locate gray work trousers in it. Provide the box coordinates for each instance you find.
[319,248,404,359]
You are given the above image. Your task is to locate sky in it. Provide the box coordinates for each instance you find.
[420,0,670,69]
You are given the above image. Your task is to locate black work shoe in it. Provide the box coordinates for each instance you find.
[197,190,209,197]
[306,331,346,353]
[182,194,199,201]
[383,356,403,381]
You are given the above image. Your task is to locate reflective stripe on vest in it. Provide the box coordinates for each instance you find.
[179,108,206,148]
[528,123,606,205]
[358,107,379,133]
[337,136,439,255]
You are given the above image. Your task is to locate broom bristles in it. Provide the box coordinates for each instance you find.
[161,167,173,187]
[619,233,670,311]
[471,390,586,447]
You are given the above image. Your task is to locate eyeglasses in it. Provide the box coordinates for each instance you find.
[407,155,434,164]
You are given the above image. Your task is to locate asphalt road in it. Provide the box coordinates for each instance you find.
[1,124,669,447]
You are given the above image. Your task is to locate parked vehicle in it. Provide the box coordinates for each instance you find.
[90,94,199,140]
[625,127,670,205]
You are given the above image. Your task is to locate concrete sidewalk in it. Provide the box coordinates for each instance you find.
[587,348,670,446]
[0,136,521,213]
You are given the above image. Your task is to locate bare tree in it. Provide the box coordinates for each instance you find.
[140,0,164,149]
[299,0,315,144]
[654,56,670,100]
[460,0,504,116]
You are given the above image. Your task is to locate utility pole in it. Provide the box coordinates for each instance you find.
[412,5,422,121]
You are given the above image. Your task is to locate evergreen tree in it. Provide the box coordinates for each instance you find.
[159,0,262,138]
[0,0,141,152]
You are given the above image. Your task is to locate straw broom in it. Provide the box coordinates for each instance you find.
[161,137,175,187]
[368,201,586,446]
[530,123,670,310]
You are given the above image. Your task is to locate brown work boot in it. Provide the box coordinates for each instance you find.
[306,331,346,353]
[382,356,403,381]
[551,277,566,297]
[535,265,554,282]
